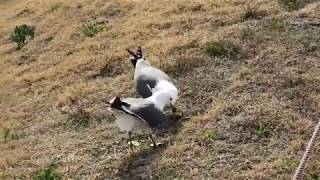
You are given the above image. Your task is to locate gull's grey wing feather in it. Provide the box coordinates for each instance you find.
[122,97,145,105]
[134,62,172,98]
[136,77,157,98]
[121,105,149,126]
[141,66,171,82]
[112,108,152,133]
[127,103,167,128]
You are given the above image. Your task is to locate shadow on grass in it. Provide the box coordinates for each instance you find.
[117,115,184,180]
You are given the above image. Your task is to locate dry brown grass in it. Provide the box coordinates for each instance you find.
[0,0,320,179]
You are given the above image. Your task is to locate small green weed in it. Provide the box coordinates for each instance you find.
[281,158,299,171]
[255,122,271,138]
[205,40,241,58]
[1,127,11,142]
[81,21,106,37]
[11,24,35,50]
[203,129,217,142]
[34,168,62,180]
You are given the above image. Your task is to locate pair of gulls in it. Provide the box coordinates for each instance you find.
[108,47,178,149]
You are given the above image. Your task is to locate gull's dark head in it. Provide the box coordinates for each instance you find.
[109,96,130,111]
[109,96,123,110]
[126,46,144,68]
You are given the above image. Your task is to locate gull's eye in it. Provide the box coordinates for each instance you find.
[170,97,173,101]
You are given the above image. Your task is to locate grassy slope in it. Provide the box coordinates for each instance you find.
[0,0,320,179]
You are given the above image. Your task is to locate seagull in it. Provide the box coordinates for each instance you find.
[108,90,173,149]
[126,47,178,105]
[149,78,178,104]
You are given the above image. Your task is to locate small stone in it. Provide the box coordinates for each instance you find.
[128,140,140,147]
[149,142,163,147]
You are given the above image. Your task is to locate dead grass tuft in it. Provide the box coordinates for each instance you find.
[50,3,62,12]
[93,55,128,78]
[67,104,92,128]
[242,0,268,21]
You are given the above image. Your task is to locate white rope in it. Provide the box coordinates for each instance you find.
[292,120,320,180]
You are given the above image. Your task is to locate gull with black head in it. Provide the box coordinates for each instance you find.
[126,47,178,106]
[108,90,173,149]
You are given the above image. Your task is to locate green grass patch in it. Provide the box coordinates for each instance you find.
[281,157,299,172]
[202,129,226,142]
[203,129,217,142]
[205,40,241,58]
[34,168,62,180]
[81,21,106,37]
[255,122,271,138]
[11,24,35,50]
[0,127,11,142]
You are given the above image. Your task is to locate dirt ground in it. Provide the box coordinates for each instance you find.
[0,0,320,179]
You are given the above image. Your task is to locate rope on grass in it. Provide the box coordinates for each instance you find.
[292,120,320,180]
